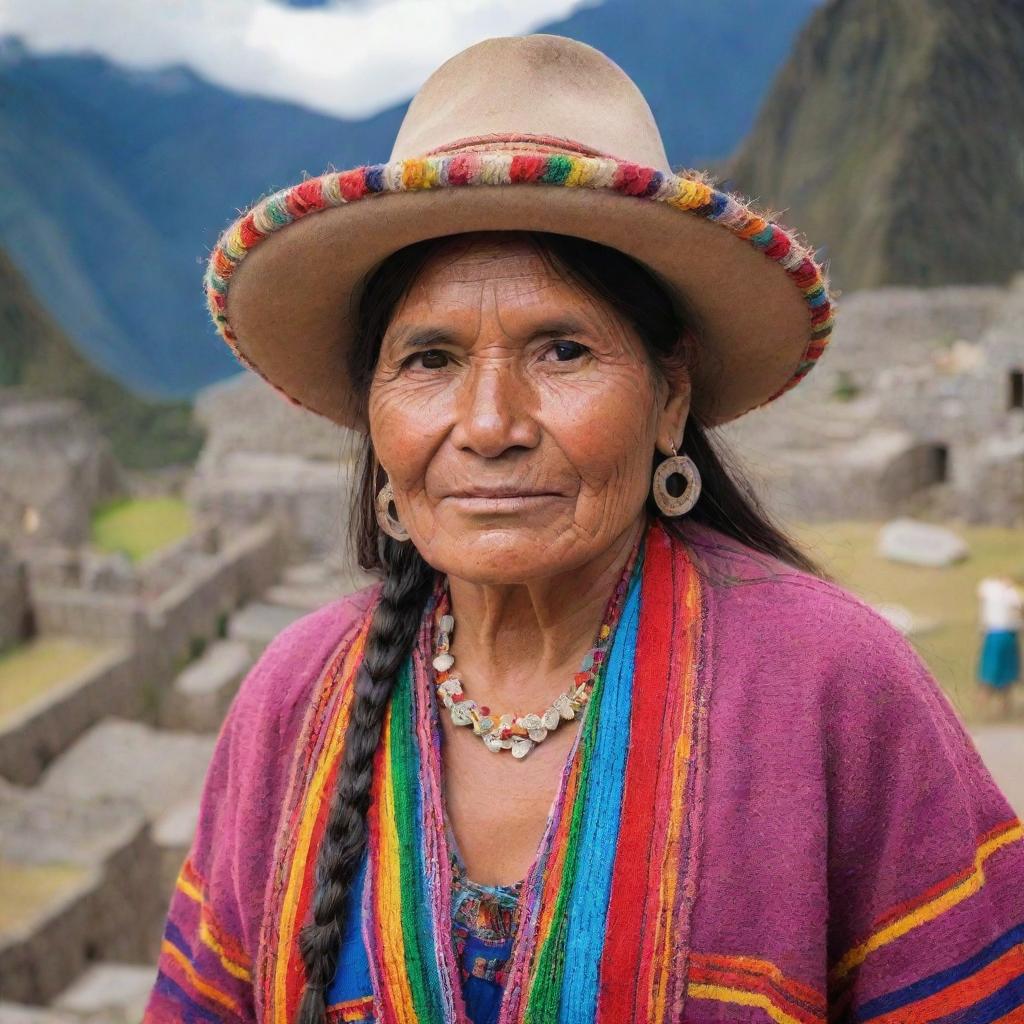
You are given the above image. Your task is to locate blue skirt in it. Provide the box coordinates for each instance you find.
[978,629,1021,689]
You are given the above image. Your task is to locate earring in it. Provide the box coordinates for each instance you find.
[375,479,410,541]
[652,443,702,517]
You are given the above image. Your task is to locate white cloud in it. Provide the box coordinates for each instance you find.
[0,0,598,119]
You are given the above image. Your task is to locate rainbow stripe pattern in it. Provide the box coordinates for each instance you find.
[832,818,1024,1024]
[203,146,835,419]
[151,856,255,1021]
[681,822,1024,1024]
[261,519,710,1023]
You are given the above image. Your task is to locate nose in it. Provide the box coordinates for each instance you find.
[449,355,541,458]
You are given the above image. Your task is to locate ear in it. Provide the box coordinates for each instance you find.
[655,373,691,457]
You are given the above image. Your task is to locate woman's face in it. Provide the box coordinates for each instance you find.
[368,233,690,584]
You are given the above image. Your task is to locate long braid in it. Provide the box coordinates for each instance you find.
[292,227,833,1023]
[295,537,434,1023]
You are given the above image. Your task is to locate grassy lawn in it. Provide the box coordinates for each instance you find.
[90,496,192,563]
[0,861,89,935]
[790,520,1024,722]
[0,636,116,724]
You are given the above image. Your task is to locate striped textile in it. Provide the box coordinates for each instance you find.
[142,516,1024,1024]
[264,519,710,1023]
[204,149,834,415]
[149,856,255,1021]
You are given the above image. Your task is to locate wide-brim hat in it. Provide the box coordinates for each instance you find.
[204,33,836,430]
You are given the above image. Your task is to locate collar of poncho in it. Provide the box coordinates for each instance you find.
[263,517,711,1024]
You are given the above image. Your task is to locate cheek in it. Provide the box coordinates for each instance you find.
[543,368,659,492]
[368,386,440,492]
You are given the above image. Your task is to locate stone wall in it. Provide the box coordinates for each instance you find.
[0,542,27,649]
[29,590,149,645]
[187,451,361,561]
[146,520,288,678]
[27,521,286,647]
[0,645,139,786]
[1,520,289,788]
[0,397,122,549]
[719,276,1024,527]
[192,371,357,465]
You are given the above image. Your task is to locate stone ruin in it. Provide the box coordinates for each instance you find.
[0,388,372,1019]
[718,272,1024,525]
[0,396,123,550]
[186,370,365,561]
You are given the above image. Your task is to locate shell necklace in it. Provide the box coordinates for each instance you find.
[430,537,641,759]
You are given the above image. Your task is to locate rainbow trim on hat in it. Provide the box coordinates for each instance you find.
[204,150,835,418]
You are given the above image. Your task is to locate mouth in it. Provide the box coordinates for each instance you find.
[448,488,562,499]
[442,489,565,513]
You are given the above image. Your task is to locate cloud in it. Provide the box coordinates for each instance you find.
[0,0,597,119]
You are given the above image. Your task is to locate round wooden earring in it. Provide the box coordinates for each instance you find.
[652,450,702,517]
[375,480,410,541]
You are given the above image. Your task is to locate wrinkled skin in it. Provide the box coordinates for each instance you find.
[368,231,690,884]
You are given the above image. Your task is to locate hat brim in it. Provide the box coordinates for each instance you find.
[207,153,835,430]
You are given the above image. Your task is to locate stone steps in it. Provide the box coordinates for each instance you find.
[0,963,158,1023]
[0,644,138,788]
[38,719,216,824]
[0,959,153,1023]
[157,639,252,732]
[0,551,377,1013]
[263,580,354,612]
[0,781,157,1006]
[52,963,156,1023]
[264,561,375,614]
[0,718,217,1005]
[226,600,307,660]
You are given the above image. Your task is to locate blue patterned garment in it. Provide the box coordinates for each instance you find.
[447,825,523,1024]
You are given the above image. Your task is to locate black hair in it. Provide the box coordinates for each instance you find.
[295,230,829,1022]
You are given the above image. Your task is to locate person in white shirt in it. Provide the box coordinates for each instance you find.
[977,575,1022,717]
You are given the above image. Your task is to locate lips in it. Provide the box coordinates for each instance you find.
[447,489,561,499]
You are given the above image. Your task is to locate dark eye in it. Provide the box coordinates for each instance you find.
[546,340,588,362]
[406,349,450,369]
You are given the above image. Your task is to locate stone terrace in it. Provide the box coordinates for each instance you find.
[0,516,372,1020]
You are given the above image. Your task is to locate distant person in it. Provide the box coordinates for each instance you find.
[143,34,1024,1024]
[977,574,1022,717]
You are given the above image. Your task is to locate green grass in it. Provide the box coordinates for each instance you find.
[0,636,116,723]
[90,496,193,563]
[790,520,1024,722]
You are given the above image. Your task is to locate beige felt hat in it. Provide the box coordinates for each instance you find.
[204,33,835,430]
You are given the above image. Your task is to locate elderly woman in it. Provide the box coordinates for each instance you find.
[144,34,1024,1024]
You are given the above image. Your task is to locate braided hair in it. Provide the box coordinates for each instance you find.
[294,230,829,1022]
[295,535,432,1020]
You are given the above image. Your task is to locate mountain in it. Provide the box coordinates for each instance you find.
[0,0,818,400]
[0,39,408,399]
[0,246,203,469]
[725,0,1024,292]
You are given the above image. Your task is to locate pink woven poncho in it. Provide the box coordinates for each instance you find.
[143,519,1024,1023]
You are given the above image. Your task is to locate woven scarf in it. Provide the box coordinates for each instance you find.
[264,518,710,1023]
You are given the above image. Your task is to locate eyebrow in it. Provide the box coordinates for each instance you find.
[390,317,590,349]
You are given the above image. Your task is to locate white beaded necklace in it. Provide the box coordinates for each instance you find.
[429,551,637,759]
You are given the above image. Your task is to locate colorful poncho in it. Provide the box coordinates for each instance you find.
[143,518,1024,1024]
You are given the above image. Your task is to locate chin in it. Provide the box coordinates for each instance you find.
[424,526,587,585]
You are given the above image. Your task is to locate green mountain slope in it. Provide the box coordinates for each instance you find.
[0,247,203,469]
[725,0,1024,291]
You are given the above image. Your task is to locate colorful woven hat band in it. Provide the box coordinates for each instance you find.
[204,142,834,425]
